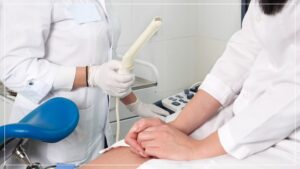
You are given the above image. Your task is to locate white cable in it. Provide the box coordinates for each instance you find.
[115,98,120,142]
[135,59,160,84]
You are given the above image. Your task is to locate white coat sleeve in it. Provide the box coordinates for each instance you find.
[199,1,262,106]
[218,79,300,159]
[0,0,76,103]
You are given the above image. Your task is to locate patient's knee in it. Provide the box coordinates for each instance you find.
[81,147,149,169]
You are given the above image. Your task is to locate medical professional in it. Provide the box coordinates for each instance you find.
[0,0,169,168]
[80,0,300,168]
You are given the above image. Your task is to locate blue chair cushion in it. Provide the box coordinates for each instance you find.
[0,97,79,145]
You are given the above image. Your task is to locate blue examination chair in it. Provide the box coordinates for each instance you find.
[0,97,79,169]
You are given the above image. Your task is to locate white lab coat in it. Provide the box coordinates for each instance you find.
[0,0,120,167]
[200,0,300,160]
[137,0,300,168]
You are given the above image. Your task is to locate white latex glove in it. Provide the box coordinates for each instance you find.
[126,98,170,120]
[88,60,135,98]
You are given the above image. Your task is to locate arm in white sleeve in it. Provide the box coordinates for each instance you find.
[0,0,76,103]
[218,81,300,159]
[200,1,262,106]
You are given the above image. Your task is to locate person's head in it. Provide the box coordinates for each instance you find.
[259,0,288,15]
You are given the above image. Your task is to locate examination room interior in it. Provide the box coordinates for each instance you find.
[0,0,243,139]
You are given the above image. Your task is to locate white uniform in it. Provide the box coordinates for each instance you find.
[0,0,120,167]
[138,0,300,168]
[207,0,300,159]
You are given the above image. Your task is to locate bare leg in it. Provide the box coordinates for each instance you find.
[81,147,149,169]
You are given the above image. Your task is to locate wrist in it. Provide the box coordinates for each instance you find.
[168,120,189,134]
[121,92,137,105]
[188,139,204,160]
[126,97,140,113]
[191,132,226,160]
[73,67,88,90]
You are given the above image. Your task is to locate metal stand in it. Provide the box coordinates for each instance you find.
[9,139,58,169]
[1,139,75,169]
[12,139,43,169]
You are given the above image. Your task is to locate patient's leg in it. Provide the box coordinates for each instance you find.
[81,147,149,169]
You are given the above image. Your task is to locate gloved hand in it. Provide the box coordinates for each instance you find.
[88,60,135,98]
[126,98,170,120]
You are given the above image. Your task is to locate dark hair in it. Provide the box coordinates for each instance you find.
[259,0,288,15]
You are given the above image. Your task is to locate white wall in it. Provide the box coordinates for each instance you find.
[196,0,241,80]
[110,0,241,104]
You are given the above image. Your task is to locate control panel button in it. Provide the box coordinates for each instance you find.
[179,99,188,103]
[171,102,181,106]
[184,89,189,95]
[190,85,200,93]
[169,97,178,102]
[187,93,194,100]
[176,95,183,99]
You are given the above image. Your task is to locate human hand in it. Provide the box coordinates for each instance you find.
[126,98,170,120]
[125,118,165,156]
[88,60,135,98]
[137,124,199,160]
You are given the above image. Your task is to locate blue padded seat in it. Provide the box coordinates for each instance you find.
[0,97,79,145]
